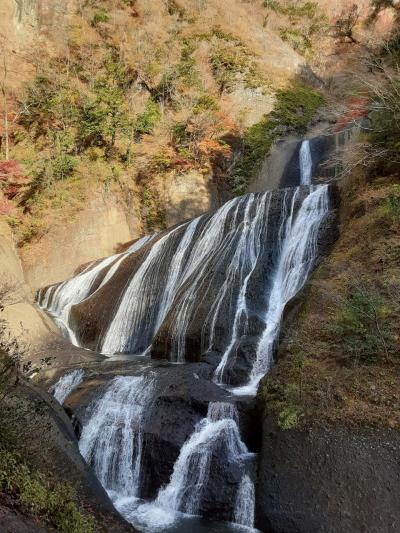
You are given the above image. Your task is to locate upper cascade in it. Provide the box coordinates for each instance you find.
[38,183,334,389]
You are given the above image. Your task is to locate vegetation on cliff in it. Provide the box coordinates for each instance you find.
[261,32,400,430]
[0,0,329,242]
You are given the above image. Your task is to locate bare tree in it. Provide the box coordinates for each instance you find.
[335,4,360,44]
[0,37,9,160]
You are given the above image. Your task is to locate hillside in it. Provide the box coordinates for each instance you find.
[0,1,399,532]
[1,0,391,287]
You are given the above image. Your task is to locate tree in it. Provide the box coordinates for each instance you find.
[78,56,131,153]
[0,37,9,160]
[335,4,360,43]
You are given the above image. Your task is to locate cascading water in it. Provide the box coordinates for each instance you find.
[37,235,153,346]
[79,375,154,499]
[110,401,255,531]
[50,369,84,404]
[299,139,313,186]
[234,185,329,396]
[39,140,334,532]
[234,474,256,528]
[155,402,249,515]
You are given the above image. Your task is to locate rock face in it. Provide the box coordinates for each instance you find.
[0,220,58,358]
[20,191,141,289]
[257,419,400,533]
[165,170,219,228]
[250,124,363,193]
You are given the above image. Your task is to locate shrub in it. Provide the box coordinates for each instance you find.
[193,94,218,114]
[379,184,400,225]
[335,4,360,43]
[329,280,392,364]
[264,1,328,54]
[232,84,324,194]
[280,28,311,55]
[91,10,109,27]
[208,31,265,93]
[278,405,300,429]
[0,447,96,532]
[369,66,400,165]
[134,99,161,137]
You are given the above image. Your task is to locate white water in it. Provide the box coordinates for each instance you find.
[234,475,255,528]
[38,235,152,347]
[111,401,255,532]
[234,185,329,396]
[299,139,312,186]
[212,194,271,383]
[50,369,84,404]
[79,375,154,497]
[155,402,249,515]
[39,142,332,531]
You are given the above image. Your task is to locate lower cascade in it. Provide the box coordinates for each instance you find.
[50,369,84,404]
[44,160,335,531]
[79,376,154,500]
[234,475,256,528]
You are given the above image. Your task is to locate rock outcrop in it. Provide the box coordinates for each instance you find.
[257,418,400,533]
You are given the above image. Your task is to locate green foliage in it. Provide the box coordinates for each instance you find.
[139,186,166,231]
[171,121,189,146]
[329,280,392,364]
[384,184,400,223]
[151,40,200,102]
[264,0,322,19]
[278,405,300,429]
[150,149,172,172]
[280,28,311,55]
[232,84,324,194]
[79,57,131,151]
[263,0,282,10]
[194,94,219,114]
[264,1,328,55]
[0,448,96,532]
[272,85,324,130]
[134,99,161,137]
[91,9,110,27]
[19,75,80,134]
[203,28,266,93]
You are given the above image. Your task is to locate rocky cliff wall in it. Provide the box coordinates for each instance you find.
[257,419,400,533]
[0,219,57,352]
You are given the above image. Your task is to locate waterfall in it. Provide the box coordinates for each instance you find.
[234,474,255,528]
[39,180,334,531]
[100,217,210,355]
[212,195,271,383]
[39,185,330,374]
[155,402,250,516]
[79,376,154,498]
[299,140,312,186]
[38,236,152,347]
[50,369,84,404]
[108,401,256,531]
[235,185,329,396]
